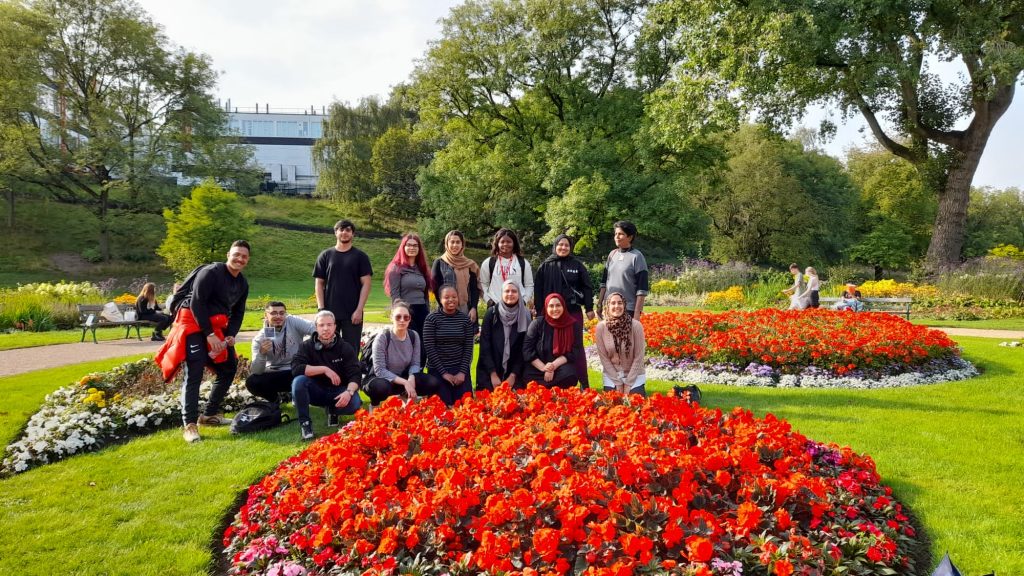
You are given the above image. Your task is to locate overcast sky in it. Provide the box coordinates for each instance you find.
[138,0,1022,190]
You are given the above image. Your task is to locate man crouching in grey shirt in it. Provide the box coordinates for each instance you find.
[245,301,316,406]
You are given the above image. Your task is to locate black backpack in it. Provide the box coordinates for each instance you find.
[359,330,392,384]
[673,384,702,404]
[169,263,212,316]
[230,401,290,434]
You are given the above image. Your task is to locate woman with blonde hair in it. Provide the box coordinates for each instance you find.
[797,266,821,309]
[136,282,172,341]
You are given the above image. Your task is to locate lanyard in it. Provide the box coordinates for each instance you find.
[499,256,513,282]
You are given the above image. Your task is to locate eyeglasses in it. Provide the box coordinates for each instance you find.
[267,311,286,316]
[393,314,411,320]
[405,244,419,248]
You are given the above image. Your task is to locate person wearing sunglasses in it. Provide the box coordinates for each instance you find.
[245,301,316,407]
[362,301,442,407]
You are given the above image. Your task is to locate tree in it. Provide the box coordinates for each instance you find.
[845,146,935,260]
[369,126,433,219]
[157,180,254,276]
[965,186,1024,257]
[313,96,410,202]
[652,0,1023,268]
[695,125,856,266]
[0,2,49,227]
[411,0,705,255]
[2,0,254,259]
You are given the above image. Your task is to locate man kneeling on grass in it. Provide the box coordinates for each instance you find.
[290,310,362,440]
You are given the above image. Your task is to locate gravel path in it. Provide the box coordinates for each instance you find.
[0,325,1020,379]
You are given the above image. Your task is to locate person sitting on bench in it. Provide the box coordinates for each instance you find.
[136,282,172,341]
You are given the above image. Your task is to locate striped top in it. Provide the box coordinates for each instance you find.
[423,310,474,376]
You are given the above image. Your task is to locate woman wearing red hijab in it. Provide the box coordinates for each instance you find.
[522,293,578,388]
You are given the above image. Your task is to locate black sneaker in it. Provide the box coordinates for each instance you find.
[326,412,339,427]
[300,420,314,441]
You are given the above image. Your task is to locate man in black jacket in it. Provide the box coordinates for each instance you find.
[291,310,363,440]
[179,240,250,443]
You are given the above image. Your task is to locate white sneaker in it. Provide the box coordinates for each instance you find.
[183,423,201,443]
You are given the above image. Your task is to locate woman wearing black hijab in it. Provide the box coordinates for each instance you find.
[533,234,594,389]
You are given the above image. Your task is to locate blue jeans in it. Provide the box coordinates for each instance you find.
[291,375,362,424]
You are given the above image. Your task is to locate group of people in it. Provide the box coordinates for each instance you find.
[154,220,652,443]
[784,263,821,310]
[784,263,863,311]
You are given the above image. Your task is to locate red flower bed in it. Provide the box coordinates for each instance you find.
[223,386,922,575]
[642,309,958,375]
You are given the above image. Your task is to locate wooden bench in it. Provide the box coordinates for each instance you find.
[820,297,913,319]
[77,304,158,344]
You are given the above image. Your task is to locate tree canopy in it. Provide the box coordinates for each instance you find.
[409,0,706,255]
[0,0,257,258]
[652,0,1023,268]
[157,180,254,276]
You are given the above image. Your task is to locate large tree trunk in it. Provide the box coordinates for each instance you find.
[925,84,1015,270]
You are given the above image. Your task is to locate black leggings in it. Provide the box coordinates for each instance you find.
[363,371,443,406]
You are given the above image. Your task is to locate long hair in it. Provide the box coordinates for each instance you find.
[384,233,431,297]
[490,228,523,257]
[137,282,156,303]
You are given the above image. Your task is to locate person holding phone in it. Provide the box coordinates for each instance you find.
[245,301,316,406]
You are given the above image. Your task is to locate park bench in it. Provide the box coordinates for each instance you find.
[77,304,158,344]
[819,297,913,319]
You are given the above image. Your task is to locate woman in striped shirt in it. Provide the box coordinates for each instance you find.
[423,284,475,406]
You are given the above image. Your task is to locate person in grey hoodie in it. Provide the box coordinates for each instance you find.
[245,301,316,405]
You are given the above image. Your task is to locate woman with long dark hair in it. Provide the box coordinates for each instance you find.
[136,282,172,341]
[430,230,481,325]
[480,227,534,309]
[534,234,594,388]
[384,233,432,339]
[522,293,578,389]
[477,280,529,391]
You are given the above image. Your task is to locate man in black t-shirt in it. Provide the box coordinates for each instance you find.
[313,220,373,351]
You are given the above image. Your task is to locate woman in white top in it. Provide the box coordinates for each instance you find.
[480,228,534,308]
[594,292,647,395]
[797,266,820,309]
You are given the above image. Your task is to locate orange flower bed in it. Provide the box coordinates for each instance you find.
[642,309,958,376]
[223,386,922,575]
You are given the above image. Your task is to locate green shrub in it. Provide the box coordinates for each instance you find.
[934,258,1024,302]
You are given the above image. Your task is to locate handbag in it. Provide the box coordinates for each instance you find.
[557,263,585,307]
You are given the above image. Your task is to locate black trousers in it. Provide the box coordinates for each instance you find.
[180,331,237,424]
[245,370,293,404]
[363,370,443,406]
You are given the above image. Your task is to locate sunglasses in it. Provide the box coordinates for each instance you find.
[393,314,411,320]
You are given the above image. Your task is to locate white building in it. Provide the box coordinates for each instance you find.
[224,101,326,194]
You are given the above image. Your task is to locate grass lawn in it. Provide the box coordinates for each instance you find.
[1,337,1022,575]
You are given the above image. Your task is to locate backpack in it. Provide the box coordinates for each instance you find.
[230,401,291,434]
[359,330,392,384]
[169,263,212,317]
[673,384,702,405]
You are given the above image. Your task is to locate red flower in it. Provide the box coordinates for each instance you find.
[685,535,714,563]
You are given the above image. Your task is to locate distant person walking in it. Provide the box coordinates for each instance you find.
[797,266,820,309]
[597,220,649,319]
[314,219,373,352]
